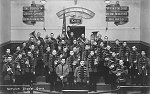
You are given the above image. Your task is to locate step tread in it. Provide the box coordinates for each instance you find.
[34,82,50,85]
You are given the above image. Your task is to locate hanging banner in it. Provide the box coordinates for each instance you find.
[106,2,129,26]
[23,3,45,25]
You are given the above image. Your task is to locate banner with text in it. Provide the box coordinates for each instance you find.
[106,3,129,26]
[23,3,44,25]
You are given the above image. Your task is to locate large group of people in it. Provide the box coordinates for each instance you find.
[1,30,150,92]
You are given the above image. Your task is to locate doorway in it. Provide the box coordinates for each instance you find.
[67,26,85,39]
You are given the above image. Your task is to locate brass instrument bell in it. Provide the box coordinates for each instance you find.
[91,31,99,41]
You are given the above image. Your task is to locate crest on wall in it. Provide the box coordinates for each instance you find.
[23,1,45,25]
[106,1,129,26]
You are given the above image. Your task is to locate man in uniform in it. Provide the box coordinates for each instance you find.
[115,60,128,86]
[2,49,12,64]
[119,41,130,67]
[113,39,121,58]
[48,50,59,92]
[109,52,119,89]
[138,51,150,85]
[82,44,91,62]
[96,34,103,46]
[35,40,44,76]
[37,32,45,47]
[43,46,51,83]
[66,51,78,89]
[56,58,69,92]
[74,61,89,90]
[103,45,112,84]
[24,51,35,85]
[27,37,36,47]
[87,50,98,92]
[68,32,75,46]
[14,54,25,92]
[2,56,15,93]
[49,33,57,51]
[129,46,140,85]
[70,40,78,50]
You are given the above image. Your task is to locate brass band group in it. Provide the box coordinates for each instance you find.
[2,30,150,92]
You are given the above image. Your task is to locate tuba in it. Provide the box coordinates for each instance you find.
[29,31,38,41]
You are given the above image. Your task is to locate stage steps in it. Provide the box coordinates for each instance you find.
[36,76,46,82]
[0,76,117,94]
[32,82,112,91]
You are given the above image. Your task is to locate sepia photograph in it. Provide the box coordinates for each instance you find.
[0,0,150,94]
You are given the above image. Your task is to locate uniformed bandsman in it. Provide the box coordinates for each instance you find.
[87,50,98,92]
[27,37,36,47]
[2,49,12,64]
[35,40,44,76]
[49,33,57,51]
[119,41,130,66]
[113,39,121,58]
[14,54,25,82]
[68,32,75,46]
[103,45,112,84]
[66,50,78,89]
[21,42,28,54]
[37,32,45,48]
[82,44,91,62]
[13,46,22,60]
[48,50,59,92]
[2,56,14,93]
[108,52,119,89]
[43,47,51,83]
[14,54,25,92]
[129,46,140,85]
[70,40,78,50]
[138,51,150,85]
[96,34,103,46]
[24,51,35,85]
[115,60,128,85]
[96,42,105,76]
[74,61,89,90]
[57,45,63,57]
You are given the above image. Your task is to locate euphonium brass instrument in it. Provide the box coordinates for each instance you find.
[29,31,38,41]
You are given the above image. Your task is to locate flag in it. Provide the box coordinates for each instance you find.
[62,10,66,34]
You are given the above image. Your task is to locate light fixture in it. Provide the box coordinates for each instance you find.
[40,0,47,5]
[105,0,111,4]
